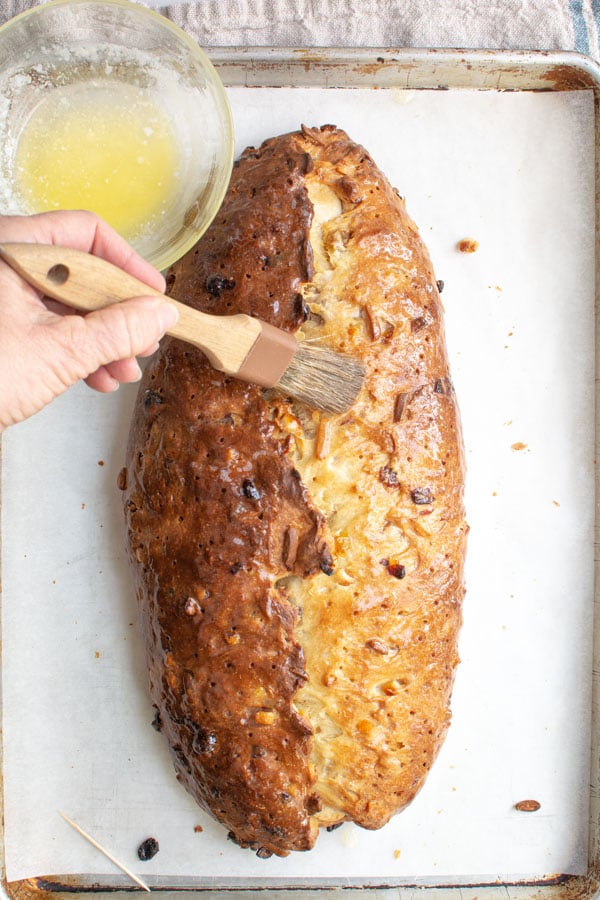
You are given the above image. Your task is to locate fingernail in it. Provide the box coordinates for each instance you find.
[157,301,179,331]
[140,342,160,358]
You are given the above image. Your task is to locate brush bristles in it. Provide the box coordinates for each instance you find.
[275,343,365,414]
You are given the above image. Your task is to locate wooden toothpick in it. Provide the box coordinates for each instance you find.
[59,811,151,892]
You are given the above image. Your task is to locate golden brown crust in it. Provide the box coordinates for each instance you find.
[121,125,467,857]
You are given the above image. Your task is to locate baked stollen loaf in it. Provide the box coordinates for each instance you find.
[120,125,468,857]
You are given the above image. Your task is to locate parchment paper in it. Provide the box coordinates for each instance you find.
[1,86,596,887]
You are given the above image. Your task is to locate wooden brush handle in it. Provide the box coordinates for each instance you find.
[0,243,263,375]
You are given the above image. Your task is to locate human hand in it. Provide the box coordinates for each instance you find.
[0,210,179,431]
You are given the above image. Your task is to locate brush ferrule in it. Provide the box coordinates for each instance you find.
[237,320,298,388]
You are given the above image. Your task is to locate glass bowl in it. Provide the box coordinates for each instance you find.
[0,0,234,270]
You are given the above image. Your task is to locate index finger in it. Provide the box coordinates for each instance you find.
[0,211,166,293]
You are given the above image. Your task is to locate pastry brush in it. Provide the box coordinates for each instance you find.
[0,243,365,414]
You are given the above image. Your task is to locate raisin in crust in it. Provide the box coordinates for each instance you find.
[121,125,468,857]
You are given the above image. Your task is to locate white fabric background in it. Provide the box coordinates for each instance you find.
[1,0,599,61]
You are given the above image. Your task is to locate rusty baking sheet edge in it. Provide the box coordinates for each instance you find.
[1,46,600,900]
[208,46,600,92]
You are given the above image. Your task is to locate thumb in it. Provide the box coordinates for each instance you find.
[60,296,179,380]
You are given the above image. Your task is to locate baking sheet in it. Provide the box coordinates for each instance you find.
[0,83,596,889]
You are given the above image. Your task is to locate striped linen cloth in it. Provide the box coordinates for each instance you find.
[0,0,599,61]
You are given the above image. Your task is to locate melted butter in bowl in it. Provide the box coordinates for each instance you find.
[14,82,183,245]
[0,0,234,270]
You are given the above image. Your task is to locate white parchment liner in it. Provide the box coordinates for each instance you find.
[1,87,596,886]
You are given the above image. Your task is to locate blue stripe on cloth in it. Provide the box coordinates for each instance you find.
[569,0,591,53]
[592,0,600,40]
